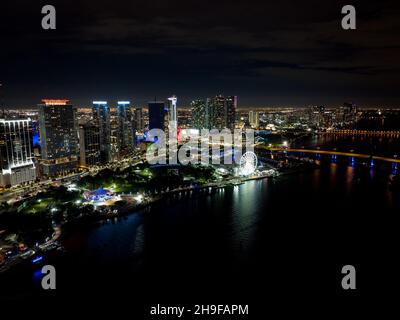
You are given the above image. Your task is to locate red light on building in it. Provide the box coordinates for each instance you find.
[42,99,70,105]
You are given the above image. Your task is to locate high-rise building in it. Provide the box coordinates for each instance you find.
[0,118,36,186]
[117,101,134,153]
[148,101,165,131]
[225,96,237,130]
[309,105,326,128]
[191,95,236,131]
[208,95,225,130]
[38,99,78,177]
[109,107,119,160]
[343,102,357,127]
[92,101,111,163]
[133,107,144,133]
[191,99,209,130]
[167,95,178,134]
[249,111,259,129]
[78,124,101,167]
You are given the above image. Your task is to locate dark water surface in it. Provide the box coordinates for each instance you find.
[295,133,400,157]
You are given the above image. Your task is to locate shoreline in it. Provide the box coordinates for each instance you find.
[1,171,278,273]
[4,155,391,274]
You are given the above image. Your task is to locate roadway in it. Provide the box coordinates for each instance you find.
[0,153,146,203]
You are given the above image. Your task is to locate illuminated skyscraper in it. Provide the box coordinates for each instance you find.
[191,95,237,131]
[133,107,144,133]
[343,102,357,128]
[79,123,101,167]
[38,99,78,177]
[249,111,259,129]
[109,107,119,160]
[0,118,36,186]
[92,101,111,163]
[191,99,209,130]
[225,96,237,131]
[148,101,165,131]
[117,101,134,153]
[167,95,178,134]
[208,95,225,130]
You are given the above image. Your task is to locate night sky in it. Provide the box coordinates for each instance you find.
[1,0,400,107]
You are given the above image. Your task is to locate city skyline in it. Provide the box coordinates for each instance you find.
[3,96,400,110]
[2,1,400,313]
[2,92,387,186]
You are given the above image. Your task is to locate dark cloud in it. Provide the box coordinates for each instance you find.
[1,0,400,107]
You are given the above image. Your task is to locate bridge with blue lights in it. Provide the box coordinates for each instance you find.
[321,129,400,138]
[256,146,400,165]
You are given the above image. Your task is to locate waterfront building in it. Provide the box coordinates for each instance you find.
[191,95,237,131]
[133,107,144,133]
[148,101,165,131]
[117,101,134,153]
[78,123,101,167]
[92,101,111,163]
[343,102,358,128]
[225,95,237,131]
[0,118,36,186]
[208,95,225,130]
[38,99,78,177]
[109,107,119,160]
[167,95,178,135]
[191,99,209,130]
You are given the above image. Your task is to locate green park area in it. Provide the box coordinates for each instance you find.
[77,163,218,194]
[0,185,85,245]
[0,163,220,244]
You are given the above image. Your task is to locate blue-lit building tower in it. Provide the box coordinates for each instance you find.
[93,101,111,163]
[117,101,134,153]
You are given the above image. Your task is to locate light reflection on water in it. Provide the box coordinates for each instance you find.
[295,134,400,158]
[62,161,399,272]
[231,181,263,257]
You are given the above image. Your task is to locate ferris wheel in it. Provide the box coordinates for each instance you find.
[239,151,258,176]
